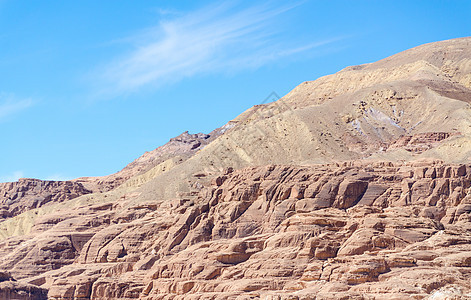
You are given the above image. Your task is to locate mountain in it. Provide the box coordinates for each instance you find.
[1,37,471,299]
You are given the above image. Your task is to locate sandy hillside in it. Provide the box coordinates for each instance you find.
[1,37,471,299]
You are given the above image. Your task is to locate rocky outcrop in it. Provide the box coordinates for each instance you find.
[0,129,226,223]
[387,132,459,153]
[0,179,92,221]
[1,162,470,299]
[2,37,471,299]
[0,271,47,300]
[81,129,227,192]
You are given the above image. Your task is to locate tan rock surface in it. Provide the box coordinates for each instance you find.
[1,37,471,299]
[77,129,227,192]
[0,178,93,221]
[1,162,471,299]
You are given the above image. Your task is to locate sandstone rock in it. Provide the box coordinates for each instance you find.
[1,162,470,299]
[2,37,471,299]
[0,179,92,221]
[0,271,47,300]
[0,280,48,300]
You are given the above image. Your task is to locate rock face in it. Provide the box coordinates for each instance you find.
[1,37,471,299]
[79,129,227,192]
[0,179,93,221]
[0,129,224,223]
[1,162,471,299]
[0,271,47,300]
[387,132,458,153]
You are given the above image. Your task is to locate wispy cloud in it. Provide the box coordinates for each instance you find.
[0,170,24,183]
[96,1,341,97]
[0,93,33,121]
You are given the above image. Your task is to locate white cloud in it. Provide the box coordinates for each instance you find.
[0,93,33,121]
[0,171,24,183]
[96,1,341,96]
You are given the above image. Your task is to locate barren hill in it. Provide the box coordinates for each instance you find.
[1,37,471,299]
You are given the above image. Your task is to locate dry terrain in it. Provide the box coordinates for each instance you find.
[1,37,471,299]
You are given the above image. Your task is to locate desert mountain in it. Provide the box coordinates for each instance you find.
[1,37,471,299]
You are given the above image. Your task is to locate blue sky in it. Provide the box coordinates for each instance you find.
[1,0,470,181]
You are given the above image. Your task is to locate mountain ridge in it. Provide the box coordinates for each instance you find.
[1,37,471,299]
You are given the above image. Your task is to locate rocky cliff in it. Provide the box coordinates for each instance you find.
[0,129,222,224]
[1,37,471,299]
[0,179,93,221]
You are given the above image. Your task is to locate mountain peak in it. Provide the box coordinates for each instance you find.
[1,38,471,299]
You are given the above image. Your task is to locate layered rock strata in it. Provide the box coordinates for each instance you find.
[2,37,471,299]
[1,162,470,299]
